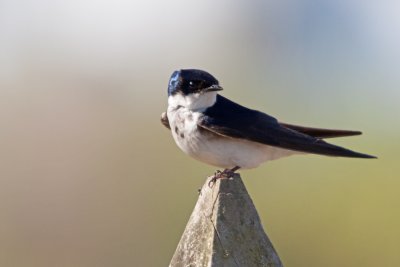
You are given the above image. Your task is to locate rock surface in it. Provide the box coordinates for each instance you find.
[169,174,283,267]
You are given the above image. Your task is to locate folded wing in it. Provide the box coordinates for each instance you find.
[198,95,375,159]
[161,112,171,129]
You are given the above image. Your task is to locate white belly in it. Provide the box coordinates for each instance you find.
[167,107,297,169]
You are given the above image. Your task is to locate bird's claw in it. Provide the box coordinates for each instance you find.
[207,169,236,188]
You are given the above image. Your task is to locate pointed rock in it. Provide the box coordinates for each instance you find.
[170,174,283,267]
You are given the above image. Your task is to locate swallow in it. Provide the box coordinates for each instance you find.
[161,69,375,182]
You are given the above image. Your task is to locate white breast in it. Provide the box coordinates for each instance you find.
[167,106,297,169]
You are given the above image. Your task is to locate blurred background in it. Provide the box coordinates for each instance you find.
[0,0,399,266]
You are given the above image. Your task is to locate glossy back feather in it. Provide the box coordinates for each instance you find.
[199,95,376,159]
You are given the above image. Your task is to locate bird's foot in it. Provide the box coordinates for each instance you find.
[208,166,240,188]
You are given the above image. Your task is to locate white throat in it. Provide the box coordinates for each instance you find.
[168,92,218,111]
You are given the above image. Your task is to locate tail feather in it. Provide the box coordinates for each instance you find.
[280,123,362,139]
[278,123,376,158]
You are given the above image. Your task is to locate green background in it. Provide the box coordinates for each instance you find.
[1,1,399,266]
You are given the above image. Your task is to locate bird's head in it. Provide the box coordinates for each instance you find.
[167,69,223,110]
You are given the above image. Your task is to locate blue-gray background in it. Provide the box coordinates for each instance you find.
[1,1,399,266]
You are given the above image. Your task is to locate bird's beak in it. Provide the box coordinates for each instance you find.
[204,84,223,92]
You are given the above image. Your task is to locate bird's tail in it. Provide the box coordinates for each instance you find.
[280,123,362,139]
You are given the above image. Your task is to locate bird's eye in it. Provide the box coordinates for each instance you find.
[188,80,204,91]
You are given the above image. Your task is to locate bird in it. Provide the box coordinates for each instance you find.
[161,69,375,183]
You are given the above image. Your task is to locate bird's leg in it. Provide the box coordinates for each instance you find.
[222,166,241,177]
[208,166,241,187]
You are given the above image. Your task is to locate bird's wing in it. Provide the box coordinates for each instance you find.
[161,112,171,130]
[279,123,361,138]
[198,95,375,158]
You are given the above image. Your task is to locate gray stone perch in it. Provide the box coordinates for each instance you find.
[169,174,283,267]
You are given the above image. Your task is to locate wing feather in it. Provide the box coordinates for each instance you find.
[161,112,171,130]
[198,95,375,159]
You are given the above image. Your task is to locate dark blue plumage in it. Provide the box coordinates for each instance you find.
[199,95,375,158]
[168,69,219,96]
